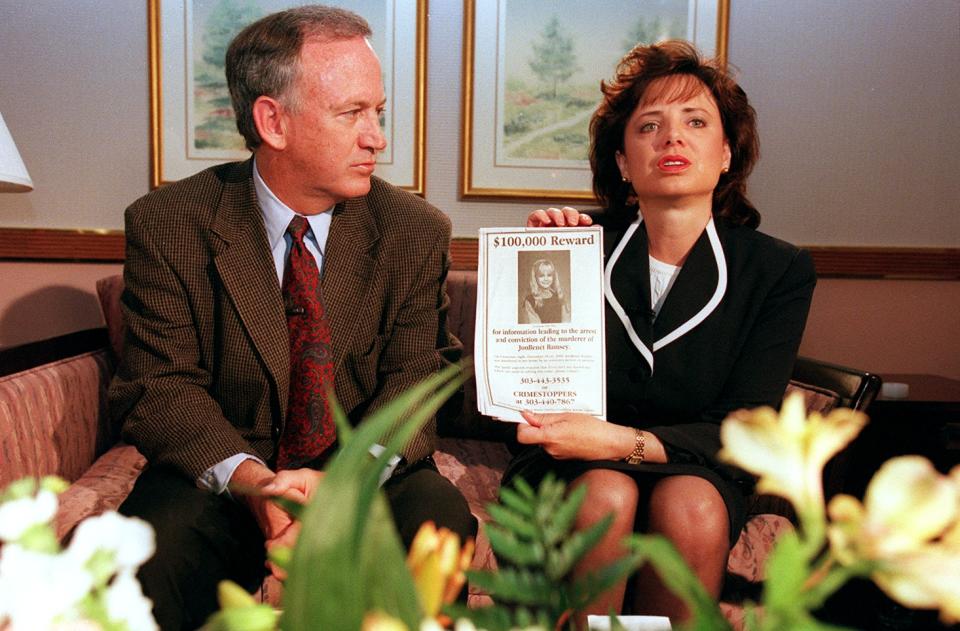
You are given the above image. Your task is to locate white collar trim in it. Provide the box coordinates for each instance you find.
[603,216,727,373]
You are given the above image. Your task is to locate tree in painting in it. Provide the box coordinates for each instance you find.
[194,0,263,151]
[528,16,580,100]
[623,15,684,53]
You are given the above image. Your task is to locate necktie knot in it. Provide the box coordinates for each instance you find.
[287,215,310,244]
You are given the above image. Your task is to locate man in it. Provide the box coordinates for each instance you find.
[110,6,474,629]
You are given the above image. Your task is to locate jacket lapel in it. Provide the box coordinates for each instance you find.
[652,225,720,343]
[322,196,379,372]
[210,161,290,406]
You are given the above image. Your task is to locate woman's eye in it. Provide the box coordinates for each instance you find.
[639,121,658,133]
[689,118,706,128]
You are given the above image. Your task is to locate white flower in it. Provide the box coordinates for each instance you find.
[0,544,92,630]
[104,570,158,631]
[67,511,155,571]
[0,489,58,541]
[828,456,960,623]
[719,391,866,521]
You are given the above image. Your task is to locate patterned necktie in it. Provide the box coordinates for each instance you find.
[276,215,336,469]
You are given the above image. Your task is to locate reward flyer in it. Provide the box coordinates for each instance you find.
[475,226,606,423]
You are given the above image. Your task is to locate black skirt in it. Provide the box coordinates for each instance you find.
[502,445,750,548]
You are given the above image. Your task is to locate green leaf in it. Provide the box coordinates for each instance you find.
[279,364,466,631]
[466,567,556,605]
[485,524,545,566]
[626,535,731,631]
[567,550,643,611]
[497,485,536,518]
[761,530,809,613]
[547,513,612,580]
[541,481,587,546]
[486,502,538,539]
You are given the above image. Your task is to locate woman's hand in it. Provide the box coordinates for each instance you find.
[517,410,635,461]
[527,207,593,228]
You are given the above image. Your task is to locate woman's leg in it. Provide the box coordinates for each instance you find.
[569,469,640,623]
[629,475,729,621]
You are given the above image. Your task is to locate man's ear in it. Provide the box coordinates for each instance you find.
[252,96,287,150]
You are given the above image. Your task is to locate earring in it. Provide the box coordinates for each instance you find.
[621,175,630,183]
[721,166,729,174]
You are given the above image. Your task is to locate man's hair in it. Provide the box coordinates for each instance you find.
[590,40,761,228]
[226,5,371,150]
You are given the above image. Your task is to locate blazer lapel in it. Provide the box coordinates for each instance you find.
[322,196,379,371]
[210,161,289,404]
[652,226,720,343]
[607,221,653,344]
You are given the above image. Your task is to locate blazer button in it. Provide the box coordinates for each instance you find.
[272,423,281,439]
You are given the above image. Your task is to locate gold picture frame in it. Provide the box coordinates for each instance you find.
[148,0,427,193]
[460,0,729,201]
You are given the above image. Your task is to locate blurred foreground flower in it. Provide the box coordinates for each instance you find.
[719,391,866,533]
[0,476,157,631]
[407,521,474,621]
[828,456,960,623]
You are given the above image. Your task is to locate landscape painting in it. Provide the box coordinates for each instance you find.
[150,0,424,191]
[462,0,728,200]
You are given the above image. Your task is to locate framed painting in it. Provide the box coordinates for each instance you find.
[461,0,729,201]
[148,0,426,192]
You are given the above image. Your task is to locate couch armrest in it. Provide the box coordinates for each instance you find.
[55,443,147,540]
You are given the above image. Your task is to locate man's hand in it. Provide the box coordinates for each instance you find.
[230,459,324,579]
[526,207,593,228]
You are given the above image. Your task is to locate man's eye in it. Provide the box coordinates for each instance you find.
[378,110,386,127]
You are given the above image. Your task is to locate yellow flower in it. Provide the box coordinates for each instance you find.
[406,521,475,619]
[828,456,960,623]
[718,391,867,520]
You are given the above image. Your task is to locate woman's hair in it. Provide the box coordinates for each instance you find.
[590,39,761,228]
[528,259,564,302]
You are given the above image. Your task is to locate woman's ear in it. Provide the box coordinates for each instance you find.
[722,139,732,172]
[252,96,287,150]
[615,150,629,181]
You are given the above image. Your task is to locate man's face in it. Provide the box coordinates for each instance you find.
[280,36,387,209]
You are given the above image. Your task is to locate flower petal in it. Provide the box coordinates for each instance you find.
[864,456,957,553]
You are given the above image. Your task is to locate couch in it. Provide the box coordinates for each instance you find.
[0,270,861,628]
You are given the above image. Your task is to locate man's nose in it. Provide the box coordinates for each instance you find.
[361,113,387,152]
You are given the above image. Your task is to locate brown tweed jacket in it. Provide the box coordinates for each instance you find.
[109,160,460,480]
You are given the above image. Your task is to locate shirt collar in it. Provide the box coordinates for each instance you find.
[253,158,333,252]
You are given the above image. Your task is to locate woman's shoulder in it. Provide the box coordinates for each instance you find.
[717,220,815,283]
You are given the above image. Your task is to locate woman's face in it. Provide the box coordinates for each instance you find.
[615,75,731,207]
[536,264,554,289]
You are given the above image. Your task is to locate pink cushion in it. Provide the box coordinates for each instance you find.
[0,350,114,489]
[95,274,126,364]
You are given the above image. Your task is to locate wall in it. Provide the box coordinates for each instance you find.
[1,1,958,378]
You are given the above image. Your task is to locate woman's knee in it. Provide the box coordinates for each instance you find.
[648,476,728,549]
[572,470,640,528]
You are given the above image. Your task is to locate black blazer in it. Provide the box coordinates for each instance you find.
[505,211,816,540]
[602,213,816,478]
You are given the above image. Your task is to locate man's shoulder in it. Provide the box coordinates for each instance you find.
[126,161,251,223]
[364,176,450,231]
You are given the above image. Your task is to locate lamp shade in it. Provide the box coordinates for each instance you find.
[0,113,33,192]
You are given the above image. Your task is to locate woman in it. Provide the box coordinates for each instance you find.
[505,40,816,621]
[521,258,571,324]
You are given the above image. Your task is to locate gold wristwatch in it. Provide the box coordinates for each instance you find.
[624,428,645,465]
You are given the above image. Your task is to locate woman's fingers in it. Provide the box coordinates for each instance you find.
[526,207,590,227]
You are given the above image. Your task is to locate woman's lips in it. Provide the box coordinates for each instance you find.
[657,155,691,172]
